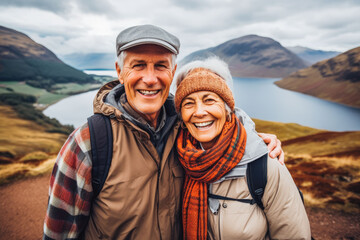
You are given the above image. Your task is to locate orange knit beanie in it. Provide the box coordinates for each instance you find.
[174,67,235,112]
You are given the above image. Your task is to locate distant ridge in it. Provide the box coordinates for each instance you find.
[0,25,92,83]
[287,46,341,64]
[275,46,360,108]
[179,35,309,78]
[60,52,116,70]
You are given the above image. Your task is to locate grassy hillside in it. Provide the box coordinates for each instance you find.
[254,118,360,213]
[0,104,68,184]
[0,93,73,184]
[0,81,102,106]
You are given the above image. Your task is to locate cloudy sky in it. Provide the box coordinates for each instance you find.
[1,0,359,62]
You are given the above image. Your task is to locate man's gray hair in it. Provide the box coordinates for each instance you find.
[117,51,177,71]
[175,57,234,113]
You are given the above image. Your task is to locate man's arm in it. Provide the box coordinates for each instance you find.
[258,133,284,164]
[43,124,93,239]
[234,107,284,164]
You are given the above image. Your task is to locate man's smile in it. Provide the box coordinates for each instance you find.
[137,90,160,96]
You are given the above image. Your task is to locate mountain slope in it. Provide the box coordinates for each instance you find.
[287,46,340,64]
[275,46,360,108]
[180,35,309,78]
[60,53,116,70]
[0,26,92,83]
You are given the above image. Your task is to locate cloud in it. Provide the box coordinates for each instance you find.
[0,0,70,13]
[0,0,359,59]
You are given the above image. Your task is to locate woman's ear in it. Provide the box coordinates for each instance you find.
[227,111,232,122]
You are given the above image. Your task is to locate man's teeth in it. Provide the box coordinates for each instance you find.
[194,121,213,127]
[139,90,159,95]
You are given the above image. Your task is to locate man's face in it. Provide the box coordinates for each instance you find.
[116,44,176,127]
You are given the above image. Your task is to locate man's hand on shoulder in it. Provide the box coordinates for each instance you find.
[258,133,284,165]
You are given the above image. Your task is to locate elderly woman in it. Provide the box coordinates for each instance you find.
[174,57,311,240]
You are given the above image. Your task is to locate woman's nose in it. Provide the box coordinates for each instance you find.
[193,103,207,117]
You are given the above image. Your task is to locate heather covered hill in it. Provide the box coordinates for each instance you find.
[254,118,360,214]
[0,26,93,83]
[275,46,360,108]
[179,35,309,78]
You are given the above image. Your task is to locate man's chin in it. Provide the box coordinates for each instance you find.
[134,105,162,121]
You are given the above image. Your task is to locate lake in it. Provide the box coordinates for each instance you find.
[43,70,360,131]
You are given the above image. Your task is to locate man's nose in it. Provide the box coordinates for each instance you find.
[142,67,157,85]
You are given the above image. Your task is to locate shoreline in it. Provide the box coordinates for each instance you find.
[35,86,101,111]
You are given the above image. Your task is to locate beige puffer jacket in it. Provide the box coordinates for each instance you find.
[207,155,311,240]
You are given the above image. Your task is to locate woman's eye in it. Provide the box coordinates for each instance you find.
[205,98,215,103]
[183,102,193,107]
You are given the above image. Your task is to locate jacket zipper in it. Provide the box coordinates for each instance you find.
[218,202,222,240]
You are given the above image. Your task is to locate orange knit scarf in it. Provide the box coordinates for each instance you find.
[176,114,247,240]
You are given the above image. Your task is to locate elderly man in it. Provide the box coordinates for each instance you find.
[43,25,283,239]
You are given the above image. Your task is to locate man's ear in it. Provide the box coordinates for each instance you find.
[115,62,124,84]
[172,64,177,76]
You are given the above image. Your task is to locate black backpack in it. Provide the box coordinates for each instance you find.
[87,114,113,197]
[87,114,304,208]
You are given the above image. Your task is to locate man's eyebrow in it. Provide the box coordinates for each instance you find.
[129,59,146,65]
[155,60,170,65]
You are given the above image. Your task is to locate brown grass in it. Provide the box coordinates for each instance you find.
[255,118,360,213]
[0,105,67,184]
[0,105,67,160]
[0,157,56,185]
[253,118,323,140]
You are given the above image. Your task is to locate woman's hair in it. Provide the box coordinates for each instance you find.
[175,56,234,91]
[175,57,234,113]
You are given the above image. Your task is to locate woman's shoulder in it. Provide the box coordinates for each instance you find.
[266,155,292,181]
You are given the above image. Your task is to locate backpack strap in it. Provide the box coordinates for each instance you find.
[87,114,113,198]
[246,154,268,210]
[208,192,256,205]
[207,154,268,209]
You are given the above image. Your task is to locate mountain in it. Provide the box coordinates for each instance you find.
[275,46,360,108]
[60,53,116,70]
[179,35,309,78]
[0,26,93,83]
[287,46,341,64]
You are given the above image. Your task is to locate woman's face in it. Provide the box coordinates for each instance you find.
[181,90,227,150]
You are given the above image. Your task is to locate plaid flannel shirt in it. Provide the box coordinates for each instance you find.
[43,123,93,239]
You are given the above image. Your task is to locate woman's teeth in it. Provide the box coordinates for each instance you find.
[194,121,213,128]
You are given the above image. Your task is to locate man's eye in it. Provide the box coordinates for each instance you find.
[133,64,145,68]
[156,64,167,69]
[205,99,215,104]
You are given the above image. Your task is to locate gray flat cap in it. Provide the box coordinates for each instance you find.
[116,24,180,56]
